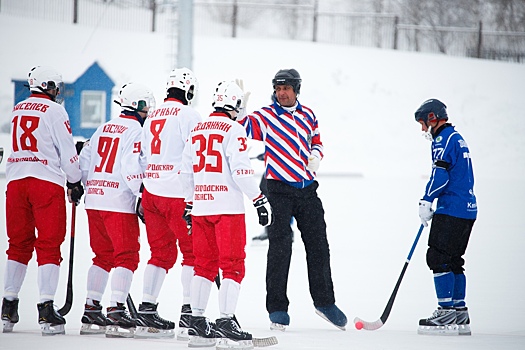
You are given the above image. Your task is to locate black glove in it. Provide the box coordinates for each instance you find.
[136,197,145,224]
[253,194,273,227]
[182,203,193,234]
[66,180,84,206]
[75,140,85,155]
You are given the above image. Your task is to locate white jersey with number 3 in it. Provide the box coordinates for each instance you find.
[141,98,202,198]
[80,115,144,213]
[180,112,260,216]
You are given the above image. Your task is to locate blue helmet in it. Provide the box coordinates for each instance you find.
[414,99,448,125]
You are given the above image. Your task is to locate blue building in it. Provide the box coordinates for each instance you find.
[12,61,114,139]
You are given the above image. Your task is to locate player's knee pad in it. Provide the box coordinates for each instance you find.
[426,247,451,273]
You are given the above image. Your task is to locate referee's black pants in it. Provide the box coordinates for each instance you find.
[265,179,335,314]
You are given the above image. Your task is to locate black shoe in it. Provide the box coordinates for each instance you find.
[134,302,174,338]
[179,303,192,328]
[136,302,175,330]
[37,300,66,336]
[418,306,458,335]
[455,306,471,336]
[188,316,216,347]
[419,307,456,326]
[106,303,136,329]
[215,317,252,341]
[38,300,66,325]
[106,303,136,338]
[2,298,19,333]
[80,301,108,335]
[177,304,192,340]
[189,315,216,338]
[252,230,268,241]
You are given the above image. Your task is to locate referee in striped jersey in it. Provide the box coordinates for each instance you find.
[239,69,347,331]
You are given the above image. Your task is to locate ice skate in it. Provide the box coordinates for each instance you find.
[177,303,192,341]
[456,306,471,336]
[315,304,347,330]
[80,301,108,335]
[215,317,253,350]
[269,311,289,331]
[134,302,175,339]
[105,303,136,338]
[251,229,269,246]
[188,315,216,348]
[2,298,19,333]
[37,300,66,336]
[418,307,458,335]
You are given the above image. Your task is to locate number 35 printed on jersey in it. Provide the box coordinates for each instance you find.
[191,134,248,173]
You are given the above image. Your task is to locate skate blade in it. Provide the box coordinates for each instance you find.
[269,323,286,332]
[80,323,107,335]
[188,335,216,347]
[105,325,135,338]
[134,326,175,339]
[177,327,189,341]
[2,320,15,333]
[458,324,471,336]
[418,324,459,336]
[216,338,254,350]
[314,309,346,331]
[40,323,65,336]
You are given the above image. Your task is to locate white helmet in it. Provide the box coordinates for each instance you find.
[117,82,156,113]
[212,81,244,114]
[27,66,63,101]
[166,67,198,104]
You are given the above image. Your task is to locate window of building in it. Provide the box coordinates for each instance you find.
[81,90,106,128]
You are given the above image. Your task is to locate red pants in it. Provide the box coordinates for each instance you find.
[6,177,66,266]
[86,209,140,272]
[142,189,195,271]
[192,214,246,284]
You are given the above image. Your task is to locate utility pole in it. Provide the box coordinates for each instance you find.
[178,0,194,69]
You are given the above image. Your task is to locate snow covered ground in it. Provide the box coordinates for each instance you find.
[0,11,524,350]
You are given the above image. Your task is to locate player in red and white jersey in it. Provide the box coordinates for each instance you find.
[2,66,84,335]
[180,80,272,347]
[78,82,154,338]
[135,68,202,339]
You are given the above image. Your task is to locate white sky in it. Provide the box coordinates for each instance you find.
[0,9,524,350]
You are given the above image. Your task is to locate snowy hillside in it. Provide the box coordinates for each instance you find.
[0,11,524,350]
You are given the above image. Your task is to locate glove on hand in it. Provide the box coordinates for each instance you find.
[66,180,84,206]
[235,78,251,117]
[418,200,434,227]
[75,140,85,155]
[253,194,273,227]
[182,203,193,234]
[136,197,145,224]
[307,151,321,172]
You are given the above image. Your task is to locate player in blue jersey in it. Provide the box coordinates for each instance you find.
[414,99,477,336]
[239,69,347,331]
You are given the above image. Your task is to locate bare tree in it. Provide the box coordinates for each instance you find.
[489,0,525,31]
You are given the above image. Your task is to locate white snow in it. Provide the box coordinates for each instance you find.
[0,11,524,350]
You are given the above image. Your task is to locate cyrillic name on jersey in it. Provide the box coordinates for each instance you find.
[102,124,128,134]
[193,121,231,133]
[13,102,49,113]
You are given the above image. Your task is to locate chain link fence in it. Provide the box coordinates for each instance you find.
[2,0,524,63]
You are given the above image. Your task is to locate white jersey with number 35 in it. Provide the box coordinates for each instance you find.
[180,112,260,216]
[80,115,144,213]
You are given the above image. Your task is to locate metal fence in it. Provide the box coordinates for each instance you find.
[2,0,524,63]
